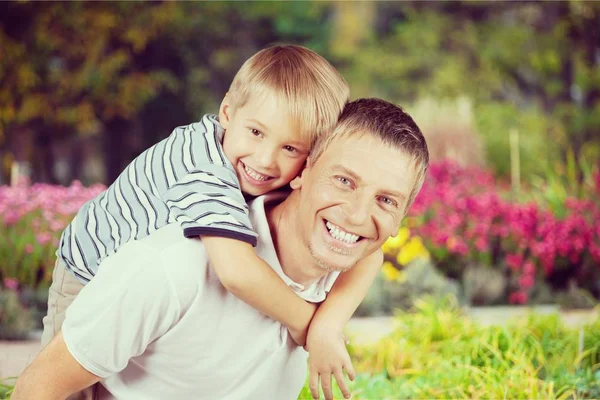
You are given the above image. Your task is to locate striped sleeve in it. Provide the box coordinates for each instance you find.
[162,163,258,246]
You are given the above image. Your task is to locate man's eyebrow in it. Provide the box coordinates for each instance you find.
[381,189,407,202]
[331,164,361,182]
[331,164,407,201]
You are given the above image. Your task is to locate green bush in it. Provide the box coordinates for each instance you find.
[0,288,35,340]
[0,378,15,399]
[301,297,600,399]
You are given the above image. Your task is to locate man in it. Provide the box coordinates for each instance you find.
[12,98,429,400]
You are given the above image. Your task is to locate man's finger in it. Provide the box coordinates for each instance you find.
[333,368,351,399]
[309,371,320,400]
[321,372,333,400]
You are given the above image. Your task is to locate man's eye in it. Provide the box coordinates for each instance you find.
[336,176,351,186]
[379,196,397,207]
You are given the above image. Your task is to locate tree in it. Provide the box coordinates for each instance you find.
[0,2,177,183]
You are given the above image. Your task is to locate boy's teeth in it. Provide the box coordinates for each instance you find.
[325,221,359,244]
[244,164,269,181]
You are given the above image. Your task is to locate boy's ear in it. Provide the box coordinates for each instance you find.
[218,93,233,129]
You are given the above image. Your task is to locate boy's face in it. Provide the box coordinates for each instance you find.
[219,93,310,196]
[290,133,417,273]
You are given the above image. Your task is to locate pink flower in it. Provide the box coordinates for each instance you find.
[519,274,535,289]
[25,244,34,254]
[36,232,52,245]
[509,291,528,305]
[505,254,523,271]
[3,277,19,291]
[475,237,488,252]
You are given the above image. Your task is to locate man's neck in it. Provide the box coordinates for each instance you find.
[266,194,326,288]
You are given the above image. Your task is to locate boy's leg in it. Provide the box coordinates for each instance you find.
[41,258,86,348]
[41,259,98,400]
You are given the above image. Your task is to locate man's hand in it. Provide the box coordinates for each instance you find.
[306,322,355,400]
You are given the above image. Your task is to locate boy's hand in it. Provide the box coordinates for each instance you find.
[306,322,355,400]
[288,302,319,346]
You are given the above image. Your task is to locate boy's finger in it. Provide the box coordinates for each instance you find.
[343,334,350,345]
[321,373,333,400]
[344,360,356,381]
[309,372,320,399]
[333,369,351,399]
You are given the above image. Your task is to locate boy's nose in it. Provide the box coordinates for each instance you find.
[256,147,278,170]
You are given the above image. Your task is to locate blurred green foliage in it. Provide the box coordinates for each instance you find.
[301,297,600,399]
[0,1,598,184]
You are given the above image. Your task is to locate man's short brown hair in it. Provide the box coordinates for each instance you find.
[310,98,429,213]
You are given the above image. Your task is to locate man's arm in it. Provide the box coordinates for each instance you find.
[12,332,100,400]
[312,249,383,328]
[202,236,318,346]
[12,241,181,400]
[306,249,384,400]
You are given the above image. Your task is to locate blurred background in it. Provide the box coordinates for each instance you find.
[2,3,600,398]
[1,1,600,332]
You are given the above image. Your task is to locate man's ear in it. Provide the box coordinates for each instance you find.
[218,93,233,129]
[289,157,313,190]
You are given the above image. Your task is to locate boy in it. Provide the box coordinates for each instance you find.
[42,45,380,398]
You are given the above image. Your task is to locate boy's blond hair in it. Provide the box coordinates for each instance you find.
[227,45,349,146]
[310,98,429,213]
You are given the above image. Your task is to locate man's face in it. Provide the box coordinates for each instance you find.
[220,93,310,196]
[292,133,417,273]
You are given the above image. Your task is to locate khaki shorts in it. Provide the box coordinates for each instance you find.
[41,258,98,400]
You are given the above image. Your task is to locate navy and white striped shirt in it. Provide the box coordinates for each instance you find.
[57,114,257,283]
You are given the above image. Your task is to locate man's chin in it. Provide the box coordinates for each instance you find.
[308,244,355,273]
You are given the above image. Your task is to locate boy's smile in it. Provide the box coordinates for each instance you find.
[240,161,275,185]
[219,91,309,196]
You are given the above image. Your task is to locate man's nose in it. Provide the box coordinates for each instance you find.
[342,192,371,226]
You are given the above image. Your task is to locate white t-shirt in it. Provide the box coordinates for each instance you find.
[62,193,339,400]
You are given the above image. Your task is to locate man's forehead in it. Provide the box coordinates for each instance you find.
[319,138,415,189]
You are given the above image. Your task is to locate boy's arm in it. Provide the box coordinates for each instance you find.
[202,236,318,346]
[306,248,384,400]
[12,332,101,400]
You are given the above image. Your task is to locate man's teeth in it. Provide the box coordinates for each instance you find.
[244,164,269,181]
[326,221,359,244]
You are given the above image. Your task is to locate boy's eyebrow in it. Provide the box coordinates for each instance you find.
[332,164,407,201]
[247,118,309,148]
[247,118,269,132]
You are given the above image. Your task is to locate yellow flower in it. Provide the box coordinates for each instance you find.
[381,261,400,281]
[396,236,428,266]
[381,261,407,283]
[382,227,411,254]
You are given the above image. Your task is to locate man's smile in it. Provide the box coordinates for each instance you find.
[321,219,365,251]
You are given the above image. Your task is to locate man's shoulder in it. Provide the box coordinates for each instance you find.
[132,224,210,300]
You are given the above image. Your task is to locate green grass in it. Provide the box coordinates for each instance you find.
[0,378,15,399]
[300,297,600,399]
[3,298,599,399]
